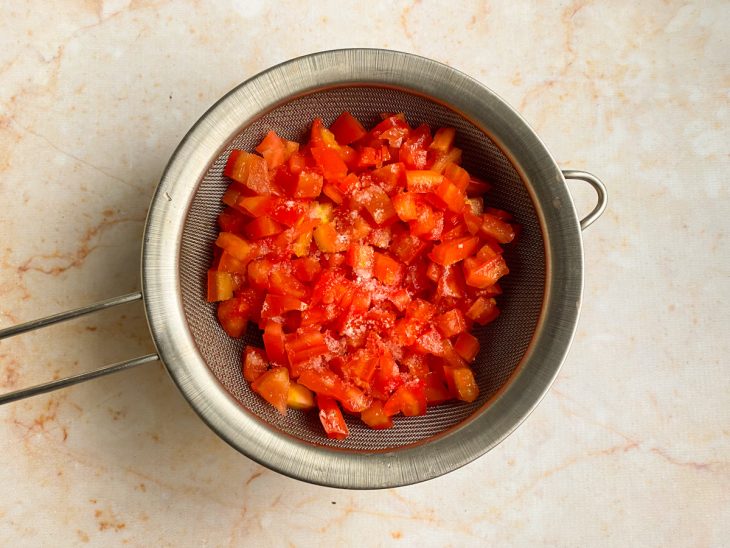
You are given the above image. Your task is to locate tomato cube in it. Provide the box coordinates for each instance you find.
[346,243,374,277]
[443,162,470,191]
[430,127,456,152]
[463,255,509,289]
[383,381,427,416]
[244,215,284,239]
[217,296,249,337]
[373,252,403,285]
[480,213,515,243]
[317,395,349,440]
[330,111,367,145]
[314,223,346,253]
[251,367,290,415]
[287,382,315,410]
[434,178,466,213]
[263,320,287,367]
[293,170,324,199]
[429,236,479,266]
[465,297,500,325]
[435,308,467,338]
[311,146,348,182]
[261,294,307,319]
[215,232,256,262]
[406,170,443,192]
[223,150,270,195]
[454,332,480,362]
[392,192,420,221]
[451,367,479,403]
[242,346,268,382]
[360,400,394,429]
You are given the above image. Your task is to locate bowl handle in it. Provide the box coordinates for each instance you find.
[562,170,608,230]
[0,292,159,405]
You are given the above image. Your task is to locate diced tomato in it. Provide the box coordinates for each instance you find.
[383,380,427,416]
[311,146,348,182]
[287,382,315,410]
[224,150,270,194]
[292,256,322,282]
[360,400,394,429]
[443,162,470,191]
[217,296,249,337]
[429,236,479,266]
[434,177,466,213]
[218,207,248,233]
[255,130,289,170]
[211,114,517,439]
[451,367,479,403]
[435,308,467,338]
[406,170,443,193]
[330,111,367,145]
[299,369,370,412]
[244,215,284,239]
[292,170,324,199]
[207,270,234,302]
[430,127,455,152]
[392,192,420,221]
[313,223,346,253]
[373,252,403,285]
[243,346,269,382]
[263,320,287,367]
[465,297,500,325]
[454,332,480,362]
[261,294,307,319]
[317,395,349,440]
[251,367,290,415]
[390,228,428,264]
[215,232,256,263]
[463,255,509,289]
[237,195,274,217]
[480,213,515,243]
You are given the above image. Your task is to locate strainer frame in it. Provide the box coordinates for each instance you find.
[141,49,585,489]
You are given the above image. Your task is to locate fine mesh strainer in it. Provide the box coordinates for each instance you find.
[0,49,606,488]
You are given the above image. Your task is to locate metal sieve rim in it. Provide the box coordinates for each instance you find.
[141,49,584,489]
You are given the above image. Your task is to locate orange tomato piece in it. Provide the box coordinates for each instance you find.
[251,367,290,415]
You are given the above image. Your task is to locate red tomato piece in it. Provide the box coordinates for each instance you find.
[311,146,348,182]
[263,320,288,367]
[465,297,500,325]
[207,270,234,302]
[463,255,509,289]
[454,332,480,362]
[392,192,420,221]
[255,130,289,170]
[224,150,271,195]
[480,213,515,244]
[429,236,479,266]
[252,367,290,415]
[434,177,466,213]
[216,296,249,337]
[317,395,349,440]
[406,170,443,193]
[373,252,403,285]
[383,380,427,416]
[243,346,269,382]
[330,111,367,145]
[244,215,284,239]
[435,308,468,338]
[261,294,307,319]
[360,400,393,429]
[430,127,455,153]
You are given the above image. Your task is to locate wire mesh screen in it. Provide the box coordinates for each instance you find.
[179,86,545,451]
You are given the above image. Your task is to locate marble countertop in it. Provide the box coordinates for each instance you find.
[1,1,728,546]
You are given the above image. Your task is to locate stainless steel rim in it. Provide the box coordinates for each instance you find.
[141,49,584,489]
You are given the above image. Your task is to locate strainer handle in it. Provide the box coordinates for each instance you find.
[562,170,608,230]
[0,292,159,405]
